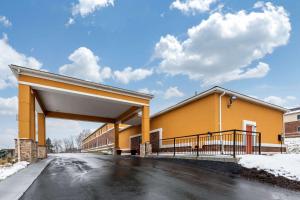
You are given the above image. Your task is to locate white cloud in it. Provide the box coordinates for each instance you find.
[0,34,42,89]
[0,128,17,149]
[164,86,184,99]
[0,96,18,116]
[72,0,114,17]
[204,62,270,85]
[65,18,75,26]
[0,16,12,27]
[155,2,291,86]
[170,0,217,15]
[59,47,152,84]
[264,95,297,107]
[138,88,161,95]
[113,67,153,84]
[59,47,111,82]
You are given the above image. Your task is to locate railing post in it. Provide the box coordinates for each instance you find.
[197,135,199,157]
[173,138,176,157]
[233,130,236,158]
[259,133,261,155]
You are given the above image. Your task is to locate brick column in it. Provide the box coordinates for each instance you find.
[16,84,37,162]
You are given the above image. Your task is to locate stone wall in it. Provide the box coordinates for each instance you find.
[38,146,47,159]
[285,137,300,153]
[15,139,37,162]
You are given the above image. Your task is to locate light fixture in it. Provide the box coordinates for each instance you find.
[227,95,237,108]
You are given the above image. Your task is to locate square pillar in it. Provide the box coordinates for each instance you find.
[140,106,151,156]
[38,113,47,159]
[16,84,37,162]
[114,123,120,155]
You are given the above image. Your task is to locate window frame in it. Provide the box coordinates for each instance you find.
[297,114,300,121]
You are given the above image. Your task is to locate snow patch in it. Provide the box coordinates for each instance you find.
[238,154,300,181]
[0,161,29,180]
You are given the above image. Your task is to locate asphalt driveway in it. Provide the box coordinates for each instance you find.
[20,153,300,200]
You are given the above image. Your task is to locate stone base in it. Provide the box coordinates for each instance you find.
[140,143,152,157]
[38,146,47,159]
[15,139,37,162]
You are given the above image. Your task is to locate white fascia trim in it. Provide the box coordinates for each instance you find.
[243,120,257,132]
[19,81,148,106]
[11,65,153,100]
[261,143,286,147]
[151,86,287,119]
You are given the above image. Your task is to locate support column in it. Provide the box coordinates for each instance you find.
[114,123,120,155]
[37,113,47,159]
[140,106,151,157]
[16,84,37,162]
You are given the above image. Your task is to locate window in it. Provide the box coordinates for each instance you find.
[298,126,300,132]
[298,115,300,120]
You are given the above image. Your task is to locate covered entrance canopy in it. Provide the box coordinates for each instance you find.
[10,65,153,162]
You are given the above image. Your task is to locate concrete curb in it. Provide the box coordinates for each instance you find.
[0,156,55,200]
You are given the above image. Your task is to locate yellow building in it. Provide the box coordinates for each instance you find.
[117,87,287,155]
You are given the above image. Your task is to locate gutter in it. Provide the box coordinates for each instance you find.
[219,91,226,154]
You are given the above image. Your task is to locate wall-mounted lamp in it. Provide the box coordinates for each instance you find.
[227,95,237,108]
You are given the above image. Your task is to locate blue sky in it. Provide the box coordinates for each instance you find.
[0,0,299,148]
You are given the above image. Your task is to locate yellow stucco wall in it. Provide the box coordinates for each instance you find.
[119,94,218,149]
[118,93,284,149]
[221,95,284,144]
[150,94,219,139]
[119,125,141,149]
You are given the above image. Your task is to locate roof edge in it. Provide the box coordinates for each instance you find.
[9,64,154,100]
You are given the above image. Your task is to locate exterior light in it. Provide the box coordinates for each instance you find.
[228,95,237,108]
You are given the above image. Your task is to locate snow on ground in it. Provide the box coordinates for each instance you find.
[238,154,300,181]
[0,161,29,180]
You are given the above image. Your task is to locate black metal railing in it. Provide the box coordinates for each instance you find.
[150,129,261,158]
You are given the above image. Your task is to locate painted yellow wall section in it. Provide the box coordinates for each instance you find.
[38,113,46,146]
[221,95,284,144]
[18,84,35,139]
[19,75,149,106]
[118,93,284,150]
[151,94,218,139]
[141,106,150,144]
[119,125,141,149]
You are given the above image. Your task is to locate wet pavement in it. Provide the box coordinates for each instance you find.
[20,153,300,200]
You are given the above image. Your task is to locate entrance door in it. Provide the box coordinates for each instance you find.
[246,125,253,154]
[150,131,160,153]
[131,136,141,154]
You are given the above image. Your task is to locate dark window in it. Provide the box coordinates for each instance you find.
[298,126,300,132]
[297,115,300,120]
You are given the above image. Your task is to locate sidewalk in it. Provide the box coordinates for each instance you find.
[0,156,55,200]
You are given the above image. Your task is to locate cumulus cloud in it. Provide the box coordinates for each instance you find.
[170,0,217,15]
[0,128,17,148]
[113,67,153,84]
[72,0,114,17]
[164,86,184,99]
[264,95,297,107]
[0,16,12,27]
[0,96,18,116]
[59,47,152,84]
[59,47,112,82]
[155,2,291,86]
[0,34,42,89]
[138,88,161,95]
[65,18,75,27]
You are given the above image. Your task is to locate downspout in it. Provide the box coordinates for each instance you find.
[219,91,226,154]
